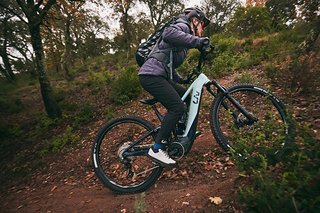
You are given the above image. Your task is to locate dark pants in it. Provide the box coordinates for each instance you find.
[139,75,187,144]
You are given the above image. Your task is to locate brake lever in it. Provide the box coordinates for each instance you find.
[204,44,215,55]
[204,45,216,61]
[209,44,215,53]
[193,66,201,75]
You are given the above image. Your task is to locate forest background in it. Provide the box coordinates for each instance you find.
[0,0,319,212]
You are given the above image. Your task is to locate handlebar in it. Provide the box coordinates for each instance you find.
[183,45,215,83]
[194,44,215,74]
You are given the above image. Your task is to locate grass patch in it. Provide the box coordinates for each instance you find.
[134,192,147,213]
[0,96,25,114]
[235,71,260,84]
[105,107,115,121]
[40,126,80,155]
[73,103,95,127]
[0,125,21,140]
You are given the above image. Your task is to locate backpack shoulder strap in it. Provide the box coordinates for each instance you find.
[172,16,192,33]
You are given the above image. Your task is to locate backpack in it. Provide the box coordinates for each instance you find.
[135,15,190,67]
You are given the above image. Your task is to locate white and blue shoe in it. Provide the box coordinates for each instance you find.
[148,148,176,166]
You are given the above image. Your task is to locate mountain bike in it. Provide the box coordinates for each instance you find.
[92,46,293,194]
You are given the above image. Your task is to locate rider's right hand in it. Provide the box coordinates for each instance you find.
[199,37,211,52]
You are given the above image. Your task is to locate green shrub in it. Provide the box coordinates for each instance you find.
[265,63,281,83]
[32,113,59,138]
[60,101,77,111]
[176,49,199,75]
[37,113,58,129]
[84,69,111,94]
[286,54,320,94]
[227,7,273,37]
[209,53,234,76]
[0,97,25,114]
[105,108,115,121]
[52,88,66,103]
[0,123,21,140]
[0,73,37,96]
[206,34,255,76]
[235,53,260,70]
[237,123,320,212]
[110,66,142,105]
[73,103,95,127]
[40,126,80,155]
[82,70,111,88]
[235,71,260,84]
[210,34,240,53]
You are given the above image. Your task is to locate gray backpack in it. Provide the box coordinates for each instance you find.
[135,15,190,70]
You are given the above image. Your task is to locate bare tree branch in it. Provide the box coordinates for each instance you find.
[0,1,28,24]
[39,0,57,20]
[35,0,44,10]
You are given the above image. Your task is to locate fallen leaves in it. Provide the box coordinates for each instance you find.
[209,196,223,205]
[182,201,190,206]
[50,186,58,192]
[162,168,192,180]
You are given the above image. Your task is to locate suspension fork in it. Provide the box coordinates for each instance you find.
[205,81,257,123]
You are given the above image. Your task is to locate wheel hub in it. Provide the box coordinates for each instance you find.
[117,142,133,160]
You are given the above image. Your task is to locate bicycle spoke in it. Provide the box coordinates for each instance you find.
[93,116,163,193]
[211,85,290,159]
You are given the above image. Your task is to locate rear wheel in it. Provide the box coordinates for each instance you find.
[210,84,292,160]
[92,116,163,194]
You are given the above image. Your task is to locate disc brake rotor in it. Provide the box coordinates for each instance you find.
[117,142,133,161]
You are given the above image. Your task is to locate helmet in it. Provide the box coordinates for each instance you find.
[184,7,210,28]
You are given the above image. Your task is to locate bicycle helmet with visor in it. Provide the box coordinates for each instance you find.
[184,7,210,28]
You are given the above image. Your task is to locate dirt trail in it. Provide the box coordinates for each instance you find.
[0,71,260,212]
[1,128,240,212]
[4,68,316,212]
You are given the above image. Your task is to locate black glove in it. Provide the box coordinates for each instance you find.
[181,73,193,84]
[199,37,211,51]
[181,78,190,84]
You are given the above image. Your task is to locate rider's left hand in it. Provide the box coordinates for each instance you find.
[181,73,193,84]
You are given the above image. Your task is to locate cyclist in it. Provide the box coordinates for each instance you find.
[138,7,211,165]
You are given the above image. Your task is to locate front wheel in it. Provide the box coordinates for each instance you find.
[92,116,163,194]
[210,84,293,160]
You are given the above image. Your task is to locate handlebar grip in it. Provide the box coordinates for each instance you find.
[205,44,215,53]
[196,44,216,72]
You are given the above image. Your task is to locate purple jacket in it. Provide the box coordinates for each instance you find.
[138,19,205,83]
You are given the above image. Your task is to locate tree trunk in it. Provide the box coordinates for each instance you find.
[0,20,16,81]
[0,51,15,81]
[60,17,72,79]
[123,10,131,58]
[0,64,12,82]
[0,50,15,81]
[29,24,61,118]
